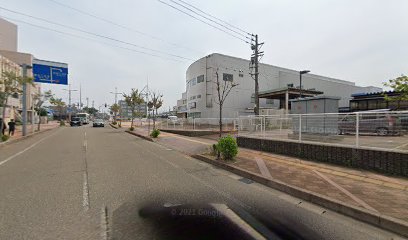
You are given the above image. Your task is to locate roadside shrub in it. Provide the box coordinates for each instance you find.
[112,121,117,125]
[210,143,219,156]
[59,121,65,126]
[129,127,134,131]
[150,129,160,138]
[1,135,10,142]
[217,135,238,160]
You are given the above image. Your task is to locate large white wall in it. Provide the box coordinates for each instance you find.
[183,53,381,118]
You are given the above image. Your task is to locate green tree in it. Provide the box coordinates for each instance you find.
[110,103,120,123]
[49,97,66,121]
[33,90,53,131]
[383,75,408,109]
[82,106,99,115]
[123,88,144,129]
[0,71,34,137]
[148,91,163,130]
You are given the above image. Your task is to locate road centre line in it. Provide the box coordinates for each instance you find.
[312,170,378,212]
[0,128,62,167]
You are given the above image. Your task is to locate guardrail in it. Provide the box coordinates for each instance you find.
[238,111,408,152]
[159,117,238,131]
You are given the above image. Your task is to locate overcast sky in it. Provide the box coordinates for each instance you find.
[0,0,407,111]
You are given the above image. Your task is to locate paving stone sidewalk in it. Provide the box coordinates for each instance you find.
[148,130,408,223]
[1,121,60,143]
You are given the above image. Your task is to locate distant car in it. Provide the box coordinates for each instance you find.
[338,113,401,136]
[93,119,105,127]
[70,117,82,127]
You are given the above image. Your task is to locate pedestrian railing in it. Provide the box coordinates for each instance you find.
[159,117,237,131]
[238,111,408,152]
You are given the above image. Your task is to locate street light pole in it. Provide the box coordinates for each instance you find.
[21,64,32,136]
[63,84,78,121]
[299,70,310,98]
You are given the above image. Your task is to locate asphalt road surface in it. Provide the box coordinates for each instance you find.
[0,125,405,240]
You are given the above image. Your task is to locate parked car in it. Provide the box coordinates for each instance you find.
[338,113,401,136]
[93,119,105,127]
[70,117,82,127]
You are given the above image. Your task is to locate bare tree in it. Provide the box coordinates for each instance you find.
[214,69,238,138]
[33,90,53,131]
[148,91,163,130]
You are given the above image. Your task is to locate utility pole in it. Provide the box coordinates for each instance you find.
[250,34,264,115]
[92,100,94,108]
[63,84,78,121]
[110,87,122,122]
[86,97,89,108]
[79,83,82,110]
[21,64,31,136]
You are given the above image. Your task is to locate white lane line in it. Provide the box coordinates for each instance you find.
[100,206,109,240]
[83,140,88,151]
[313,170,378,212]
[0,129,61,167]
[83,172,90,210]
[254,157,272,179]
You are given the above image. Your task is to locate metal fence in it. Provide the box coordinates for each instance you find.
[158,117,237,131]
[238,111,408,152]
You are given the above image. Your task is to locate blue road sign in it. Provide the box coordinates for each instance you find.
[33,59,68,85]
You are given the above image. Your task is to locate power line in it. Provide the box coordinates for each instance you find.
[168,0,250,39]
[0,16,187,63]
[175,0,251,36]
[157,0,250,44]
[0,6,194,61]
[46,0,204,55]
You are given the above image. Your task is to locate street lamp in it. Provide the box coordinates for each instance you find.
[299,70,310,98]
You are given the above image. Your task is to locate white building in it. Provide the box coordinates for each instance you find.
[175,53,381,118]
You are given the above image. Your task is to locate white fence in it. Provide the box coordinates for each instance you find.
[238,111,408,152]
[158,117,238,131]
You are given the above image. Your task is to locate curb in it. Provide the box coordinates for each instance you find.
[0,126,59,147]
[109,123,119,129]
[191,154,408,238]
[125,130,154,142]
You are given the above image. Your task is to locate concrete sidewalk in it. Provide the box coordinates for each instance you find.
[1,121,60,143]
[150,130,408,223]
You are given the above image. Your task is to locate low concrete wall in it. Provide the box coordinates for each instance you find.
[237,136,408,177]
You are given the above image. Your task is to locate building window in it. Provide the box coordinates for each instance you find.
[197,95,201,99]
[188,112,201,118]
[223,73,233,81]
[191,78,197,86]
[197,75,204,83]
[192,96,196,99]
[266,99,274,104]
[251,96,255,103]
[239,73,244,77]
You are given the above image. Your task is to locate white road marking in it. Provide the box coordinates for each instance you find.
[100,206,109,240]
[83,140,88,151]
[254,157,272,179]
[0,129,61,167]
[313,170,378,212]
[83,172,90,210]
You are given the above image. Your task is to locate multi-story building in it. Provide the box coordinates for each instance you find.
[0,54,22,123]
[0,18,40,124]
[175,53,382,118]
[118,100,147,120]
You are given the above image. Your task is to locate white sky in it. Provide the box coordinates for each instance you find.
[0,0,407,111]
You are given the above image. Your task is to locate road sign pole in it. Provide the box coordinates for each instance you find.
[22,64,28,136]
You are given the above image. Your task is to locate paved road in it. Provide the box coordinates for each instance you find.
[0,125,405,239]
